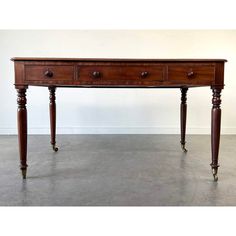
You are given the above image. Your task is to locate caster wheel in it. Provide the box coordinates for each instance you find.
[212,168,218,182]
[52,145,59,152]
[213,174,218,182]
[181,144,188,153]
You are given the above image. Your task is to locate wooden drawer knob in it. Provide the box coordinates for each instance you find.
[92,71,101,79]
[44,69,54,78]
[141,71,149,78]
[187,70,195,79]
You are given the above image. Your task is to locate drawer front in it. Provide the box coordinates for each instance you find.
[168,65,215,84]
[77,65,165,85]
[25,65,74,82]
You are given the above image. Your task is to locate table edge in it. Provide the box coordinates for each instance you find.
[11,57,228,62]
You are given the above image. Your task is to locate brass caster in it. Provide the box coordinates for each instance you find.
[52,145,58,152]
[21,169,27,179]
[212,168,218,182]
[213,174,218,182]
[181,144,188,153]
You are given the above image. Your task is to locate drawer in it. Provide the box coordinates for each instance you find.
[25,65,74,82]
[168,65,215,84]
[77,65,165,85]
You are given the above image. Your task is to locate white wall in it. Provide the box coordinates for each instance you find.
[0,30,236,134]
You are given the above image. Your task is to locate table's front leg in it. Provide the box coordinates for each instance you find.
[49,87,58,152]
[211,88,222,182]
[16,88,28,179]
[180,87,188,152]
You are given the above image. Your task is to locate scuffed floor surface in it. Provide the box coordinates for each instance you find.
[0,135,236,206]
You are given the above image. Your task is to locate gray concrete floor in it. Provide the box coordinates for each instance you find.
[0,135,236,206]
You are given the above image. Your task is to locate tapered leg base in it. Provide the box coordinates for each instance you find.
[21,168,27,179]
[52,144,58,152]
[180,142,188,153]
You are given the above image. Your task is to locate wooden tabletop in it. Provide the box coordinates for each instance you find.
[11,57,227,62]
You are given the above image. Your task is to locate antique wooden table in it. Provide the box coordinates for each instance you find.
[12,58,227,181]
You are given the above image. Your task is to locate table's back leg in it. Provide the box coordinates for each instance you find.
[211,88,222,182]
[180,87,188,152]
[49,87,58,152]
[16,88,28,179]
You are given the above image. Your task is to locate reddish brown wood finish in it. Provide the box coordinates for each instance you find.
[49,87,58,152]
[17,88,28,179]
[168,64,215,85]
[180,88,188,152]
[12,59,226,88]
[25,65,74,82]
[211,88,222,181]
[13,58,226,180]
[77,64,165,86]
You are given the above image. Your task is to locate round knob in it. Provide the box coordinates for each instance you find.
[141,71,149,78]
[92,71,101,79]
[187,70,194,79]
[44,70,53,78]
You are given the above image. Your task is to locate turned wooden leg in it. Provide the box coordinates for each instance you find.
[17,88,28,179]
[211,88,222,182]
[180,87,188,152]
[49,87,58,152]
